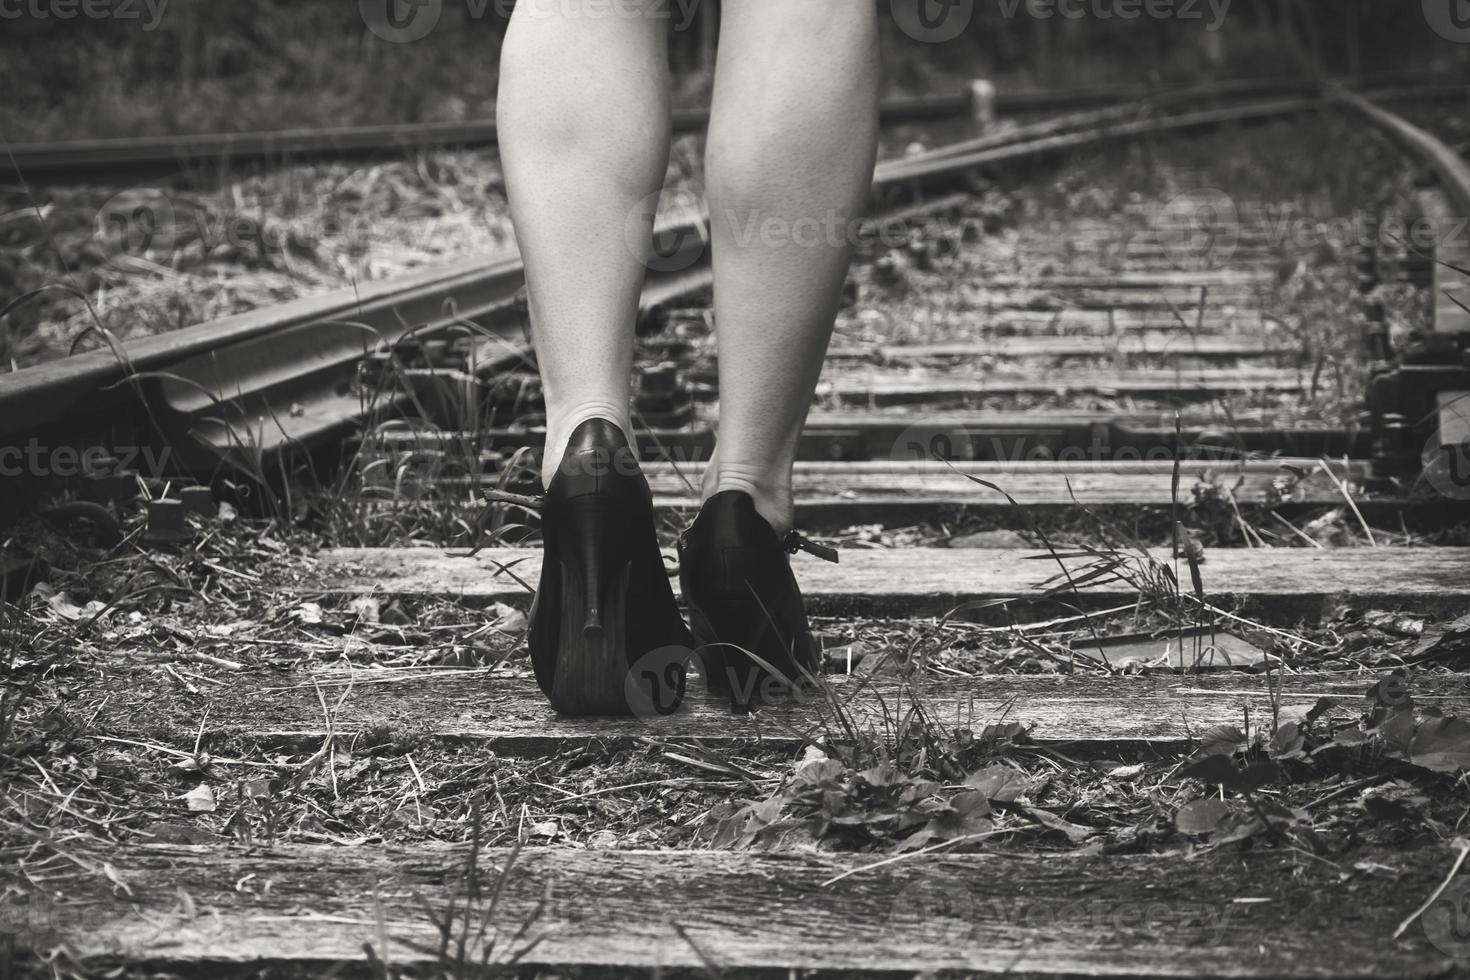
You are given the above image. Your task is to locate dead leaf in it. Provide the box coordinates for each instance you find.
[1104,763,1148,780]
[292,602,324,625]
[796,758,845,785]
[489,601,527,634]
[963,765,1028,802]
[182,784,216,812]
[1410,614,1470,666]
[1271,722,1306,761]
[1019,804,1093,842]
[243,778,274,799]
[1374,704,1416,758]
[1408,715,1470,773]
[1364,610,1425,638]
[47,592,106,622]
[1176,798,1232,834]
[1196,724,1248,757]
[858,762,900,787]
[346,596,380,624]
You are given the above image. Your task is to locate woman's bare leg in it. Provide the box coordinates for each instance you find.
[702,0,880,534]
[496,0,672,485]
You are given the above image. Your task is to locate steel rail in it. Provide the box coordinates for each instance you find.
[0,91,1343,461]
[0,254,519,438]
[0,84,1454,483]
[878,86,1469,185]
[1,72,1437,182]
[1327,86,1470,482]
[1329,86,1470,219]
[1,93,970,182]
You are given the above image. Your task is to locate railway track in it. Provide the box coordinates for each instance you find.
[3,83,1470,977]
[2,72,1438,182]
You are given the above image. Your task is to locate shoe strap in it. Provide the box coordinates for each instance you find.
[785,530,839,564]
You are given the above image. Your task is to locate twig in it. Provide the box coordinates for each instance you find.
[163,666,200,695]
[1393,837,1470,940]
[1305,775,1389,810]
[129,649,246,671]
[405,753,428,795]
[89,735,297,768]
[819,828,1014,887]
[1271,511,1322,548]
[192,705,211,758]
[1317,459,1376,547]
[966,603,1140,634]
[1177,593,1331,649]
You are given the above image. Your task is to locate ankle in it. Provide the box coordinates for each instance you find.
[544,401,632,487]
[702,460,794,536]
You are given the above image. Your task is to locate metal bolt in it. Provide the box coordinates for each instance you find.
[80,454,138,506]
[640,363,679,396]
[968,79,996,129]
[143,499,193,545]
[178,486,217,518]
[1372,414,1418,478]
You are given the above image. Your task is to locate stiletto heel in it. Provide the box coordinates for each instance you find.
[569,494,614,638]
[546,493,635,713]
[482,418,693,716]
[678,491,836,713]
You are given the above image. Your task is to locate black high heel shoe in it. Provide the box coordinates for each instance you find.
[485,419,693,716]
[677,490,838,713]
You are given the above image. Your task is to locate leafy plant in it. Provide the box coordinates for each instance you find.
[1174,675,1470,848]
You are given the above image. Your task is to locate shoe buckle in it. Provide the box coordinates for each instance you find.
[784,531,839,564]
[480,487,544,512]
